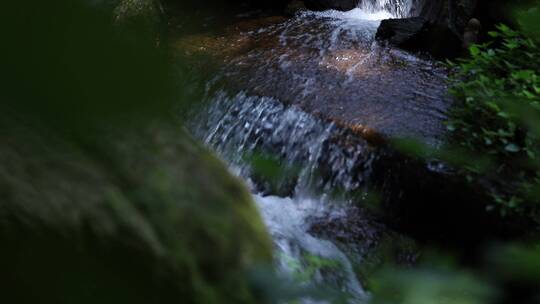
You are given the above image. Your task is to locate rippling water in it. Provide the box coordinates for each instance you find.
[190,4,450,144]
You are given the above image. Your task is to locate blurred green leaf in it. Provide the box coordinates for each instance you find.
[487,244,540,282]
[370,267,494,304]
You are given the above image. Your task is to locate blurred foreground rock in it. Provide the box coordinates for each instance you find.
[0,117,272,304]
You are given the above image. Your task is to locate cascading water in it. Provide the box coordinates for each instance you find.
[187,1,446,302]
[192,91,377,196]
[357,0,414,18]
[192,90,375,302]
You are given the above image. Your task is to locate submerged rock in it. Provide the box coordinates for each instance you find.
[308,207,419,283]
[0,117,272,304]
[376,17,427,45]
[418,0,478,33]
[376,16,462,59]
[183,8,526,251]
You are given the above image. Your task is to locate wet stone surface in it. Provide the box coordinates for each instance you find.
[176,8,452,146]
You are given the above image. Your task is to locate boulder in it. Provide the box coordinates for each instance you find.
[0,117,273,304]
[0,1,273,302]
[376,17,428,46]
[417,0,478,33]
[376,0,479,59]
[376,17,463,59]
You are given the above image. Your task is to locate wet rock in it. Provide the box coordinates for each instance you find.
[376,0,479,59]
[0,117,273,303]
[182,13,452,144]
[333,120,387,146]
[183,5,524,252]
[308,207,384,247]
[376,17,462,59]
[308,207,419,282]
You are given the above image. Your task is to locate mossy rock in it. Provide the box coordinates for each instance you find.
[0,118,272,304]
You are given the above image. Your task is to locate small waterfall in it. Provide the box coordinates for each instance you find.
[192,91,378,197]
[357,0,414,18]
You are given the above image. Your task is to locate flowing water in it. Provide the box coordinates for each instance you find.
[192,91,375,302]
[188,1,448,302]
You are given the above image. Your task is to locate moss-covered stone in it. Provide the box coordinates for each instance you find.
[0,117,272,303]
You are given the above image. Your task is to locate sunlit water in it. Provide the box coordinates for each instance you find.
[206,2,449,143]
[190,1,440,302]
[310,8,393,21]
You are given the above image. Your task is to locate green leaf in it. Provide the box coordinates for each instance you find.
[505,143,521,153]
[504,41,519,50]
[469,45,481,57]
[512,70,534,80]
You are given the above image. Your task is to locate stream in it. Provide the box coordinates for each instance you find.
[187,0,450,302]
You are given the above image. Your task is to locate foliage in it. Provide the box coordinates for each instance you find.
[0,0,183,138]
[374,4,540,302]
[370,267,494,304]
[369,244,540,304]
[274,253,353,303]
[446,22,540,216]
[283,253,342,284]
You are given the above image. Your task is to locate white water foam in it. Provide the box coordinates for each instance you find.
[193,90,373,302]
[306,0,413,21]
[254,194,366,302]
[358,0,414,18]
[311,8,393,21]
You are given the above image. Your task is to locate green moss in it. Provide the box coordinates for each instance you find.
[447,23,540,217]
[0,0,271,301]
[0,118,272,304]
